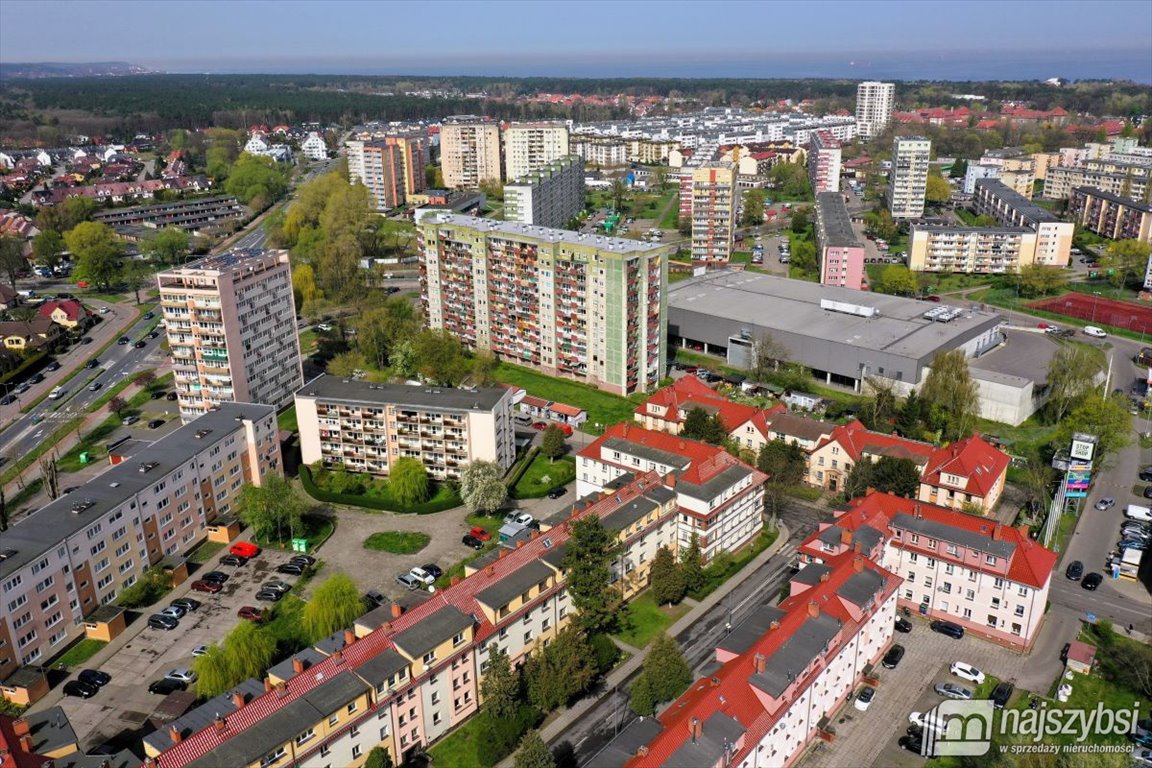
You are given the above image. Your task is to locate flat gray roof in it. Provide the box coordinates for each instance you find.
[975,179,1059,223]
[816,191,860,248]
[970,329,1060,388]
[669,271,1003,377]
[836,568,885,608]
[420,212,670,254]
[391,606,473,660]
[0,403,274,580]
[296,374,509,411]
[913,223,1031,236]
[1073,185,1152,213]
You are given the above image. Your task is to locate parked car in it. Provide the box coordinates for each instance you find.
[547,486,568,499]
[148,678,185,695]
[854,686,876,712]
[504,512,534,527]
[220,554,248,567]
[84,359,99,369]
[420,564,443,579]
[469,526,491,541]
[63,680,100,698]
[881,644,905,669]
[531,422,548,431]
[289,554,316,567]
[45,361,61,371]
[898,734,924,754]
[237,606,263,622]
[1065,560,1084,580]
[134,341,146,348]
[165,392,178,401]
[0,395,15,406]
[276,563,305,576]
[1140,467,1152,482]
[930,620,965,639]
[409,567,435,585]
[78,669,111,688]
[894,617,913,633]
[165,668,198,684]
[88,381,102,392]
[117,336,130,345]
[462,534,485,550]
[121,415,139,425]
[148,614,179,631]
[148,419,165,429]
[396,572,422,590]
[1083,326,1108,338]
[365,590,386,608]
[991,681,1015,709]
[171,597,202,612]
[1095,497,1116,511]
[160,605,186,620]
[950,662,985,685]
[190,579,222,593]
[261,580,293,594]
[202,571,229,584]
[255,589,283,602]
[934,682,974,700]
[27,373,44,384]
[192,645,209,658]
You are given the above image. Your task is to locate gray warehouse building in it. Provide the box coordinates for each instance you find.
[667,272,1045,422]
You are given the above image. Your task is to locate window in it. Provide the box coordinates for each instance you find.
[987,614,998,627]
[295,729,315,746]
[1017,586,1028,597]
[942,582,952,594]
[346,701,358,715]
[926,558,936,568]
[993,577,1004,589]
[328,714,339,727]
[944,563,954,575]
[909,553,918,563]
[966,589,975,601]
[320,745,331,758]
[986,555,997,566]
[352,745,362,759]
[991,597,1001,609]
[433,712,442,725]
[422,651,436,666]
[963,608,972,619]
[1015,605,1025,617]
[259,747,287,767]
[924,577,933,589]
[906,571,916,584]
[1011,623,1022,636]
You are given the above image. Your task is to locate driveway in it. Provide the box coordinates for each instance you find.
[802,618,1035,768]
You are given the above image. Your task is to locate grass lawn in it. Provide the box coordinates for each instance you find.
[307,468,462,514]
[255,514,336,552]
[52,638,107,670]
[493,362,644,433]
[187,541,226,565]
[659,194,681,229]
[616,592,690,648]
[364,531,430,554]
[973,415,1058,457]
[427,714,491,768]
[278,405,298,433]
[512,454,576,498]
[299,329,319,353]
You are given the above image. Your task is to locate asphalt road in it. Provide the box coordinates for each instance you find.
[565,502,826,764]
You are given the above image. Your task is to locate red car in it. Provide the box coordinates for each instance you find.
[531,422,547,431]
[1037,322,1051,329]
[469,526,491,542]
[190,580,222,593]
[237,606,263,622]
[229,541,261,558]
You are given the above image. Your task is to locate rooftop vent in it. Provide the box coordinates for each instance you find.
[71,499,96,514]
[0,549,17,562]
[194,429,213,439]
[139,462,159,473]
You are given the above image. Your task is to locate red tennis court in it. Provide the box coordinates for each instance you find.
[1029,293,1152,334]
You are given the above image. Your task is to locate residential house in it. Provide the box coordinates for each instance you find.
[806,420,936,494]
[918,435,1011,512]
[37,299,90,331]
[0,319,61,353]
[798,491,1056,650]
[0,284,20,311]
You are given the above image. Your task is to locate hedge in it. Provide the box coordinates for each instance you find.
[503,447,540,494]
[299,465,462,514]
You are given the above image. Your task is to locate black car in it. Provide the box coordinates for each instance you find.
[148,419,165,429]
[171,597,202,612]
[147,331,160,339]
[462,534,484,550]
[148,678,186,695]
[1140,467,1152,482]
[78,669,111,687]
[1082,572,1104,590]
[144,311,155,319]
[1065,560,1084,581]
[220,554,248,567]
[202,570,230,583]
[1144,486,1152,500]
[45,360,61,371]
[80,337,93,345]
[895,617,913,633]
[134,341,146,348]
[166,391,179,401]
[289,554,317,567]
[898,734,924,754]
[28,373,44,384]
[420,564,443,579]
[881,644,905,669]
[991,681,1015,709]
[117,336,130,345]
[0,394,15,406]
[63,680,99,698]
[930,619,965,639]
[547,486,568,499]
[148,614,178,631]
[276,563,305,576]
[84,359,99,369]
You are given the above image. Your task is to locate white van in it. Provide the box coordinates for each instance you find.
[1125,504,1152,523]
[1083,326,1107,338]
[48,387,65,400]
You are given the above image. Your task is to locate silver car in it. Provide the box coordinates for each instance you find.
[934,682,974,700]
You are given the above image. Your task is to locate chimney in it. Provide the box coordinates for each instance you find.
[169,725,183,744]
[839,527,851,546]
[275,681,288,698]
[18,735,32,754]
[391,602,403,619]
[753,653,767,673]
[667,473,677,488]
[866,486,875,496]
[516,540,526,549]
[992,523,1003,541]
[688,716,703,742]
[292,657,305,674]
[819,571,830,583]
[333,649,344,665]
[451,576,462,586]
[264,677,274,692]
[914,504,923,518]
[213,715,227,732]
[853,555,865,573]
[808,600,820,618]
[770,620,780,630]
[344,628,357,646]
[143,759,158,768]
[12,719,29,737]
[530,529,540,540]
[498,548,509,559]
[854,541,863,553]
[637,746,650,757]
[232,690,245,708]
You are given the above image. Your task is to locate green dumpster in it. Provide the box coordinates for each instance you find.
[291,538,308,553]
[79,451,90,465]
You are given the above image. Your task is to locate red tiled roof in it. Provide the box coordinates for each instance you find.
[0,716,48,768]
[582,422,722,471]
[549,402,585,418]
[820,421,935,465]
[628,551,900,767]
[37,299,85,322]
[634,378,764,432]
[520,394,551,410]
[920,435,1010,499]
[1066,640,1096,665]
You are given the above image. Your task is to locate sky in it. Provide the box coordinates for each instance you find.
[2,0,1151,81]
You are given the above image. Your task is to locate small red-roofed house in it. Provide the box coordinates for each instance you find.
[918,435,1010,512]
[37,299,91,331]
[806,420,936,493]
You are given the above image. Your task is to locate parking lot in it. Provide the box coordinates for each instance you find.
[803,619,1029,768]
[54,545,306,749]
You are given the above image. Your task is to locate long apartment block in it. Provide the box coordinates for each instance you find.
[148,466,743,768]
[503,155,585,228]
[346,141,405,211]
[1043,164,1151,201]
[1068,186,1152,243]
[908,223,1039,274]
[159,249,303,422]
[295,375,516,480]
[0,404,280,676]
[418,213,671,395]
[973,179,1073,266]
[814,191,864,289]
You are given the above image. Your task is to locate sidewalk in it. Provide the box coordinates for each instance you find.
[498,521,793,765]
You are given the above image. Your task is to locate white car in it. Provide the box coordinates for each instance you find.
[503,512,534,527]
[165,668,198,684]
[408,567,435,586]
[1083,326,1107,338]
[854,686,875,712]
[950,662,986,685]
[192,645,209,657]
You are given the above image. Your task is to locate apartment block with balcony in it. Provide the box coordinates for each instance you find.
[888,136,930,219]
[690,162,737,262]
[384,133,427,199]
[973,179,1073,266]
[0,404,280,691]
[503,155,585,228]
[1068,186,1152,243]
[799,491,1056,650]
[855,81,895,140]
[570,136,628,167]
[1043,165,1151,201]
[808,131,842,194]
[158,250,303,421]
[908,223,1038,274]
[346,141,405,211]
[149,470,703,768]
[419,213,670,395]
[594,551,900,768]
[502,122,569,181]
[294,375,516,481]
[439,118,502,188]
[814,191,864,289]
